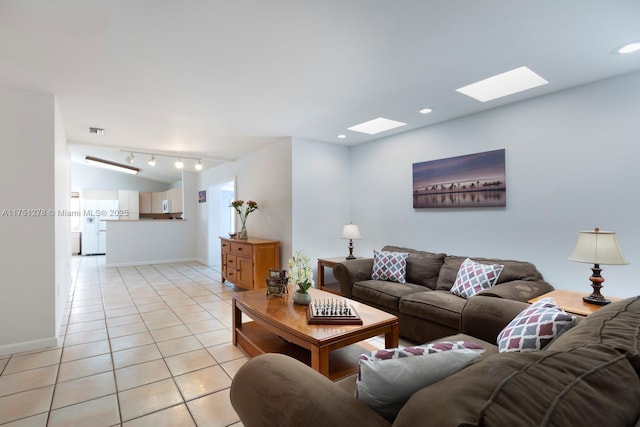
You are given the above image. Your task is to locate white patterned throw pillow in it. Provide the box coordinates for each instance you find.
[450,258,504,298]
[371,250,409,283]
[497,297,576,353]
[355,342,484,420]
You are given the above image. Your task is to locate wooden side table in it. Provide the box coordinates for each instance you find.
[317,257,351,295]
[528,290,621,316]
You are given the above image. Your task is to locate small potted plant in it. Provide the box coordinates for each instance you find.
[288,250,315,305]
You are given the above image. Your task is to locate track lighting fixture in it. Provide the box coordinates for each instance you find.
[119,150,210,171]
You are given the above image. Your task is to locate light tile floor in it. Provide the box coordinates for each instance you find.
[0,256,247,427]
[0,256,395,427]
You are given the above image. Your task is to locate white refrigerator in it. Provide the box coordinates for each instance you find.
[81,199,119,255]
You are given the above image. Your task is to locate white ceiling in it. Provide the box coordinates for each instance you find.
[2,1,640,183]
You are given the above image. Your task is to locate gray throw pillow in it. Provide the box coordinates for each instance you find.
[355,349,481,421]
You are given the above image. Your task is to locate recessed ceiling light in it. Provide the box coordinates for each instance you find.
[419,108,433,114]
[89,127,105,135]
[617,41,640,54]
[337,134,347,139]
[456,66,548,102]
[347,117,407,135]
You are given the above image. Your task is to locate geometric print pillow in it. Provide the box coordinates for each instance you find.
[358,341,486,362]
[497,297,577,353]
[450,258,504,299]
[371,250,409,283]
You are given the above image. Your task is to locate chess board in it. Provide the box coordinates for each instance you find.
[306,299,363,325]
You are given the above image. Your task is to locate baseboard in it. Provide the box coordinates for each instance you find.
[105,257,198,268]
[0,336,60,357]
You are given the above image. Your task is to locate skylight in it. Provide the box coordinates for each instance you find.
[347,117,407,135]
[617,41,640,54]
[455,66,549,102]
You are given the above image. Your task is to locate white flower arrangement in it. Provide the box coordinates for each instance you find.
[287,250,315,293]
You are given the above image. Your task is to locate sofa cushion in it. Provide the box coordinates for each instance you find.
[436,255,543,291]
[497,297,576,352]
[546,296,640,356]
[450,258,504,298]
[382,246,446,289]
[371,250,409,283]
[399,290,467,329]
[356,349,481,421]
[353,280,426,312]
[230,353,391,427]
[394,344,640,427]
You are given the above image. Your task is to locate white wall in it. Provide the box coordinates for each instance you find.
[0,87,59,354]
[197,138,293,268]
[54,100,72,336]
[349,71,640,298]
[71,163,170,192]
[291,138,351,269]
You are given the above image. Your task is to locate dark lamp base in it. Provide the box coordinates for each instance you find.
[583,295,611,306]
[345,255,356,260]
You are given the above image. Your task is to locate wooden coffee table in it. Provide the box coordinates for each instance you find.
[232,286,399,380]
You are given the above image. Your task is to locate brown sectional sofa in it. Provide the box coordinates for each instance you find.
[333,245,555,343]
[230,296,640,426]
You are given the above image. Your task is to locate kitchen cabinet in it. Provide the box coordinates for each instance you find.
[118,190,139,220]
[166,186,183,213]
[220,237,280,290]
[82,190,119,200]
[151,191,166,213]
[139,192,152,214]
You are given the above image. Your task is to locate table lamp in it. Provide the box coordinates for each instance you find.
[341,223,361,260]
[568,227,629,305]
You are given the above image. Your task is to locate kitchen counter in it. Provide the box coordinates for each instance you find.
[105,218,196,266]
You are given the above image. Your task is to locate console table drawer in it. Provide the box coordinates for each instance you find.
[230,242,253,257]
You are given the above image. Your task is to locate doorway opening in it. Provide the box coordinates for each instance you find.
[207,178,236,267]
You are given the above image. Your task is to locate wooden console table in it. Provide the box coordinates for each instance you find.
[220,237,280,290]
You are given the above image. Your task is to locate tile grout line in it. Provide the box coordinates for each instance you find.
[45,251,86,426]
[0,258,243,426]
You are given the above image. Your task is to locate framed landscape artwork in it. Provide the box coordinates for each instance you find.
[412,149,506,208]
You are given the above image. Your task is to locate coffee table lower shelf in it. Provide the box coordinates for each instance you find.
[235,321,375,381]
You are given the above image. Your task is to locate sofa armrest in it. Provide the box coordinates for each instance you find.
[476,279,554,302]
[333,258,374,298]
[230,353,390,427]
[460,297,529,344]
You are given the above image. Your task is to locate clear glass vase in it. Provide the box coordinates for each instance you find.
[239,220,248,239]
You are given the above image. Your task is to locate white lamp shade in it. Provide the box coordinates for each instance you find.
[341,224,361,240]
[568,229,629,265]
